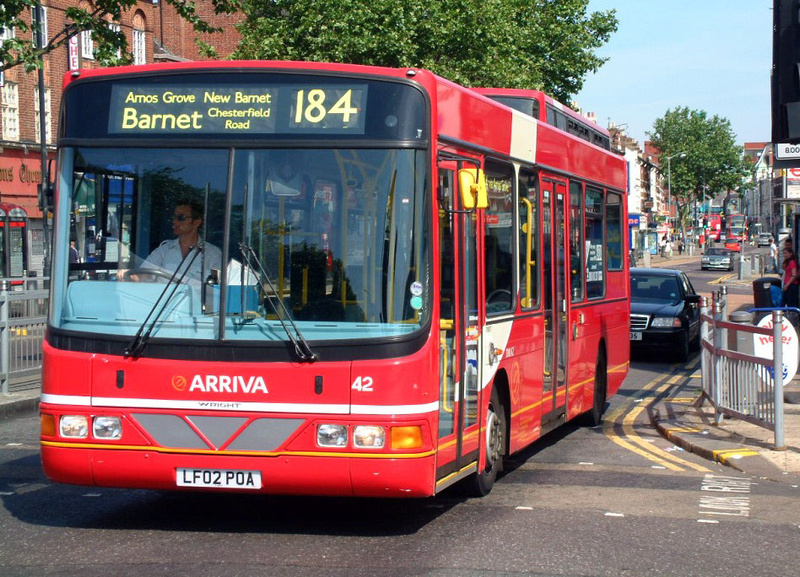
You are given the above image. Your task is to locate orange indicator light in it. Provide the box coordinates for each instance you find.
[391,426,423,449]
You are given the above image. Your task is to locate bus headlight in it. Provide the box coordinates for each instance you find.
[353,425,385,448]
[93,416,122,439]
[317,424,348,447]
[60,415,89,438]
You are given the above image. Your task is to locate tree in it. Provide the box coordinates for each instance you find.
[0,0,243,73]
[648,107,749,234]
[233,0,618,103]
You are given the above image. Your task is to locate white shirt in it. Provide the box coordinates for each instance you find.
[142,238,222,282]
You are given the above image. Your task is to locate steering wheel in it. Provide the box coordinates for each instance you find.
[122,268,178,282]
[486,289,513,313]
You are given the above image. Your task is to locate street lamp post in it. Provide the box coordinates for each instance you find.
[665,151,687,245]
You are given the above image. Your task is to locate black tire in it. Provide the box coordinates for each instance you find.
[581,349,607,427]
[689,328,701,352]
[674,330,690,362]
[464,388,506,497]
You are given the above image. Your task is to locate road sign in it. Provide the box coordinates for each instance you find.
[775,143,800,160]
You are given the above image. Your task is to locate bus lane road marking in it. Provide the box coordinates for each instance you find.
[697,473,751,521]
[604,365,710,473]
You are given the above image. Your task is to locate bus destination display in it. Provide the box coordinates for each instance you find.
[108,84,367,135]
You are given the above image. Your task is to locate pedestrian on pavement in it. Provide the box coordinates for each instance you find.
[769,238,779,273]
[781,246,800,310]
[664,238,673,259]
[660,234,667,258]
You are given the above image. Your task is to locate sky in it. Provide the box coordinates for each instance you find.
[576,1,773,147]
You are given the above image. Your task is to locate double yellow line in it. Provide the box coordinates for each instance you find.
[603,363,710,472]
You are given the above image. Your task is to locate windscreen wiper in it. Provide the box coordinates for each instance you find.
[124,245,203,359]
[239,243,317,362]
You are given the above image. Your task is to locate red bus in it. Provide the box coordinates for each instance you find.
[473,87,612,150]
[40,61,629,498]
[705,214,722,242]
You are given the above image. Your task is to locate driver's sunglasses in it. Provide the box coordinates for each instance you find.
[171,214,192,222]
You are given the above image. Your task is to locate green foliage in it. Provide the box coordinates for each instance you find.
[0,0,243,72]
[649,107,749,229]
[234,0,617,103]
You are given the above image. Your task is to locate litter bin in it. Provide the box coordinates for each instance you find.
[753,277,781,309]
[728,310,754,354]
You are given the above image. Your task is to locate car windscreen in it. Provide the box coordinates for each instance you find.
[705,249,728,256]
[630,275,681,301]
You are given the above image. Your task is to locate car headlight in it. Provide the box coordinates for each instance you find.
[650,317,682,328]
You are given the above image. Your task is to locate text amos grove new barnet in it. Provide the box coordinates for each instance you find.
[120,90,273,131]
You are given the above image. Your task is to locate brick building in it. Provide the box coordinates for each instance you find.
[0,1,243,276]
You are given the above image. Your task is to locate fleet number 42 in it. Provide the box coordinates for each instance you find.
[351,376,374,392]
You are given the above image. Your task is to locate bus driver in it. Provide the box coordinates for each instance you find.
[120,199,222,282]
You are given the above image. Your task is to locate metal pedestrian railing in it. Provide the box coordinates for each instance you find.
[700,287,787,450]
[0,278,48,394]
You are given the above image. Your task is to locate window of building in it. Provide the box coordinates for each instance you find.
[34,86,52,144]
[132,13,146,65]
[0,25,15,42]
[80,29,94,60]
[1,81,19,141]
[109,23,121,59]
[31,6,48,49]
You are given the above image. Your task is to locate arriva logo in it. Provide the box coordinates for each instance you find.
[181,375,269,394]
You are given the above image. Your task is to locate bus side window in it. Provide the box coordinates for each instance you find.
[483,159,514,314]
[569,181,584,302]
[518,168,538,309]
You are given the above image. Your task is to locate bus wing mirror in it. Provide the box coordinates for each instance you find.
[458,168,488,210]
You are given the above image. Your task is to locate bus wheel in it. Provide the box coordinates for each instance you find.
[465,388,506,497]
[581,349,607,427]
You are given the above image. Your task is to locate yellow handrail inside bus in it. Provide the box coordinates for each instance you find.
[520,197,533,308]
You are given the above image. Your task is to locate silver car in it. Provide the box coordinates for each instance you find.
[756,233,773,247]
[701,247,733,271]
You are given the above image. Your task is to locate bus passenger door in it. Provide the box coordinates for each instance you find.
[541,177,568,421]
[436,164,481,485]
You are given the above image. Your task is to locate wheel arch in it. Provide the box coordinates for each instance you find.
[488,367,511,456]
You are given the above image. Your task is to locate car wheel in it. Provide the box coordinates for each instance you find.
[690,328,701,352]
[674,330,690,362]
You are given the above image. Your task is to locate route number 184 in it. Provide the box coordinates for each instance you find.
[294,89,358,124]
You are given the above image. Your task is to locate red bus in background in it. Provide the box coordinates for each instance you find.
[705,214,722,242]
[40,61,629,498]
[0,202,29,284]
[473,87,612,150]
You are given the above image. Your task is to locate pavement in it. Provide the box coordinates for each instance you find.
[2,246,799,485]
[647,246,800,484]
